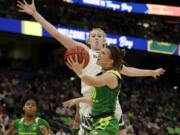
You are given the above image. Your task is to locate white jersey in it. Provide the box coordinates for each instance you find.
[81,49,102,96]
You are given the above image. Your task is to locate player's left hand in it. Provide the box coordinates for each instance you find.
[66,55,85,76]
[17,0,37,16]
[152,68,165,79]
[39,125,49,135]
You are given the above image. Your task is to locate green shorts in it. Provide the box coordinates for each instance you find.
[89,115,119,135]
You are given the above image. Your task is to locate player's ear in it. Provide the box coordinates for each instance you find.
[86,38,90,47]
[103,38,106,47]
[103,42,107,48]
[103,38,106,44]
[22,106,25,111]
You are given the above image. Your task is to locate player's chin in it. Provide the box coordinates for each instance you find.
[26,110,36,115]
[26,112,36,117]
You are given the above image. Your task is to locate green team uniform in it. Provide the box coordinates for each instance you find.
[13,117,50,135]
[90,70,121,135]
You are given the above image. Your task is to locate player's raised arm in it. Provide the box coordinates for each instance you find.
[17,0,88,50]
[121,65,165,79]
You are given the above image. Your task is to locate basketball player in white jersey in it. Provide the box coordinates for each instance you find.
[17,1,165,134]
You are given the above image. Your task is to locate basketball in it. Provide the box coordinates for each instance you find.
[64,46,90,68]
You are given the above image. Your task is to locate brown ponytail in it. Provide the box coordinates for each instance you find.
[119,48,127,69]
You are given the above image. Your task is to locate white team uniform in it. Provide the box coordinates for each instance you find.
[78,49,124,135]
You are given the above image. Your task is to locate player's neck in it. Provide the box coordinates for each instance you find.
[96,50,101,53]
[24,115,36,125]
[92,48,100,53]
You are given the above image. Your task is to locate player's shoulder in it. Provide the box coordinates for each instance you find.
[14,118,23,123]
[12,118,23,127]
[106,70,121,78]
[36,117,50,128]
[14,118,21,121]
[89,49,96,53]
[36,117,49,124]
[36,117,45,121]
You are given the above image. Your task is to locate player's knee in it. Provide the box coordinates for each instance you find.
[119,129,126,135]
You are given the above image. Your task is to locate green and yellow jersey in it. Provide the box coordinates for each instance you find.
[13,117,50,135]
[91,70,121,117]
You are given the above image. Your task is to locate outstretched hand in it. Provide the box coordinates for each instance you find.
[152,68,165,79]
[17,0,36,16]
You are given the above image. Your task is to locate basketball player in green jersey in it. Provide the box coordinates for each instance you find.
[64,45,125,135]
[17,1,165,135]
[4,95,52,135]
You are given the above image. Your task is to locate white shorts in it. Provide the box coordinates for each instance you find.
[78,102,92,135]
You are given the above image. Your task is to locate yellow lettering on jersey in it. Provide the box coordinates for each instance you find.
[19,132,37,135]
[96,116,112,129]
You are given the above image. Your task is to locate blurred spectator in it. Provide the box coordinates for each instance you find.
[56,128,66,135]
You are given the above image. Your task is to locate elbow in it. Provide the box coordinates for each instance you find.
[122,72,135,77]
[85,82,94,86]
[83,80,96,87]
[82,76,99,86]
[126,74,135,77]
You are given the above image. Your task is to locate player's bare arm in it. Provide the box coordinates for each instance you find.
[66,55,118,87]
[121,65,165,79]
[4,126,16,135]
[17,0,88,50]
[63,97,92,108]
[72,104,80,128]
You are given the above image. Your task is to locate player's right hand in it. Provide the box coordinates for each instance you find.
[17,0,37,16]
[152,68,165,79]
